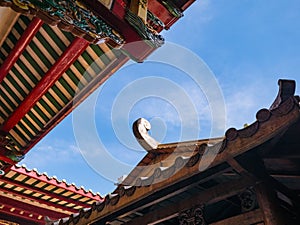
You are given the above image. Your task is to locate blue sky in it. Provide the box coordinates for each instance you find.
[22,0,300,195]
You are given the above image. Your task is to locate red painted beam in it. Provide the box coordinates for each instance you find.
[23,54,129,154]
[1,176,92,210]
[0,17,43,83]
[0,155,14,164]
[1,37,89,132]
[0,194,68,221]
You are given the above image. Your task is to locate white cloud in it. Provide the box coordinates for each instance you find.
[22,140,82,169]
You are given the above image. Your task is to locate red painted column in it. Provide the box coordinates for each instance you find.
[0,17,43,83]
[1,37,89,132]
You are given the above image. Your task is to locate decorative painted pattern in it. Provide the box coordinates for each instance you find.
[0,15,128,171]
[125,9,164,48]
[0,0,124,46]
[158,0,183,18]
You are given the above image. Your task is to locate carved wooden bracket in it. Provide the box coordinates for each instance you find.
[179,204,207,225]
[0,0,124,46]
[0,131,23,163]
[239,187,257,212]
[132,118,160,151]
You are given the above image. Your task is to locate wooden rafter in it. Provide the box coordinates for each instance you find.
[0,17,43,83]
[1,37,89,132]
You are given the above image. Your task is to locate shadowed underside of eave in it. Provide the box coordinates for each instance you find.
[0,14,128,161]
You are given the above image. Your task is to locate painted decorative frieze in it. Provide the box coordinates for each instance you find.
[0,0,124,46]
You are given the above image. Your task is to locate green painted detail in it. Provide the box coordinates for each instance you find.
[7,32,18,45]
[147,10,165,28]
[42,24,68,51]
[23,50,45,78]
[11,67,32,91]
[125,10,164,48]
[20,14,31,24]
[158,0,183,18]
[12,21,25,38]
[17,59,39,85]
[39,97,56,116]
[62,30,75,42]
[17,121,34,139]
[0,51,5,61]
[3,0,124,45]
[6,74,26,100]
[0,90,12,115]
[73,60,93,82]
[29,41,52,69]
[22,116,39,134]
[59,77,75,97]
[1,42,12,55]
[66,70,80,87]
[0,132,24,162]
[51,85,68,105]
[35,31,59,60]
[1,82,18,110]
[33,104,50,123]
[27,110,44,128]
[90,45,111,65]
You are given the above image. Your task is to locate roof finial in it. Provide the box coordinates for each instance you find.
[132,118,160,151]
[269,79,296,110]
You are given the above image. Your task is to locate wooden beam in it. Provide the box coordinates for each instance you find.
[236,152,300,206]
[23,54,129,154]
[125,176,256,225]
[209,209,263,225]
[1,37,89,132]
[255,182,285,225]
[0,17,43,83]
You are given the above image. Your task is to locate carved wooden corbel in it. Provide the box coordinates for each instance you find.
[179,204,207,225]
[239,187,257,212]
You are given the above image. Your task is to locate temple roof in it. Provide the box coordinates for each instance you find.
[0,164,102,224]
[0,0,195,173]
[51,79,300,224]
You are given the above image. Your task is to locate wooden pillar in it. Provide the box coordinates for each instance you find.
[255,182,285,225]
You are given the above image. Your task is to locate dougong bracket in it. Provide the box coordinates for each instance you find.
[0,0,124,46]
